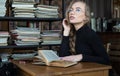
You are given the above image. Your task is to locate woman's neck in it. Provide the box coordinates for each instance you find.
[73,22,84,30]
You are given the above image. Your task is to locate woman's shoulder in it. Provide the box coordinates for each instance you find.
[82,25,100,39]
[81,25,96,34]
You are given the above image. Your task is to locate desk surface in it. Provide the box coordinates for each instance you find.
[12,61,112,76]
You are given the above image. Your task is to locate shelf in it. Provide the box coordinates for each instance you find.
[97,32,120,34]
[97,32,120,44]
[0,44,61,49]
[0,16,63,21]
[112,18,120,21]
[0,45,39,49]
[42,43,61,46]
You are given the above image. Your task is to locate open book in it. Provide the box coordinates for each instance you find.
[33,50,77,67]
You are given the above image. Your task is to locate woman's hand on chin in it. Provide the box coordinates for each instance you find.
[60,54,83,62]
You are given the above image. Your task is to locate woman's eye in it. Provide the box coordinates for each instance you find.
[69,9,73,12]
[76,9,81,12]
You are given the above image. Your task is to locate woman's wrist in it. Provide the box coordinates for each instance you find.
[63,30,70,36]
[60,54,83,62]
[76,54,83,61]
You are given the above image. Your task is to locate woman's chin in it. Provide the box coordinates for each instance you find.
[70,21,80,24]
[70,21,77,24]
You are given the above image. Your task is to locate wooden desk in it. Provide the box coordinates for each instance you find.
[12,61,111,76]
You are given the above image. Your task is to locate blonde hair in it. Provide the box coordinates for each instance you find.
[65,0,91,54]
[66,0,90,23]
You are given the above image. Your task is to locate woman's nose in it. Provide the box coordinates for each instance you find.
[69,10,75,15]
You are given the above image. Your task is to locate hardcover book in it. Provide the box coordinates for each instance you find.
[33,50,77,67]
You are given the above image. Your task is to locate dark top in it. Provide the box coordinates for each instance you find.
[59,25,110,65]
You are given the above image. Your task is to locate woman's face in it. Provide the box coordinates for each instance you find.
[68,2,86,24]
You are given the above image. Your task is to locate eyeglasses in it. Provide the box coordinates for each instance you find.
[68,7,84,13]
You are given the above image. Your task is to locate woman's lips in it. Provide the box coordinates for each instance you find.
[69,16,75,20]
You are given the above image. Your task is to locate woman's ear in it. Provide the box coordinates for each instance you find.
[83,18,89,23]
[84,16,89,22]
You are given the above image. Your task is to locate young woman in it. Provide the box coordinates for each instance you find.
[59,0,110,65]
[59,1,114,76]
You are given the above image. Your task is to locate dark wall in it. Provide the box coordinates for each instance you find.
[64,0,112,18]
[86,0,112,18]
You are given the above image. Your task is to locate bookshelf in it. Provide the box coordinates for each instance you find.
[0,45,39,49]
[0,17,63,21]
[112,0,120,18]
[0,0,65,50]
[87,0,120,45]
[1,0,119,49]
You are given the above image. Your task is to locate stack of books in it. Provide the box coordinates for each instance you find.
[12,0,35,2]
[10,27,41,46]
[41,30,61,45]
[113,24,120,32]
[35,4,59,18]
[11,49,37,60]
[0,0,7,16]
[0,31,10,46]
[12,0,36,17]
[11,0,60,18]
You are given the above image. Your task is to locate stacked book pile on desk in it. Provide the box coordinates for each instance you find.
[11,50,37,60]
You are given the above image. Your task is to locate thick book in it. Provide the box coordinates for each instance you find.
[33,50,77,67]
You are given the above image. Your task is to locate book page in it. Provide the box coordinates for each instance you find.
[49,60,77,67]
[38,50,60,64]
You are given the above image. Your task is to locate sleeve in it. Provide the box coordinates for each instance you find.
[58,36,71,57]
[81,32,110,65]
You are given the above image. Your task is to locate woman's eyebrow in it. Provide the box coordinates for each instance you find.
[76,7,81,9]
